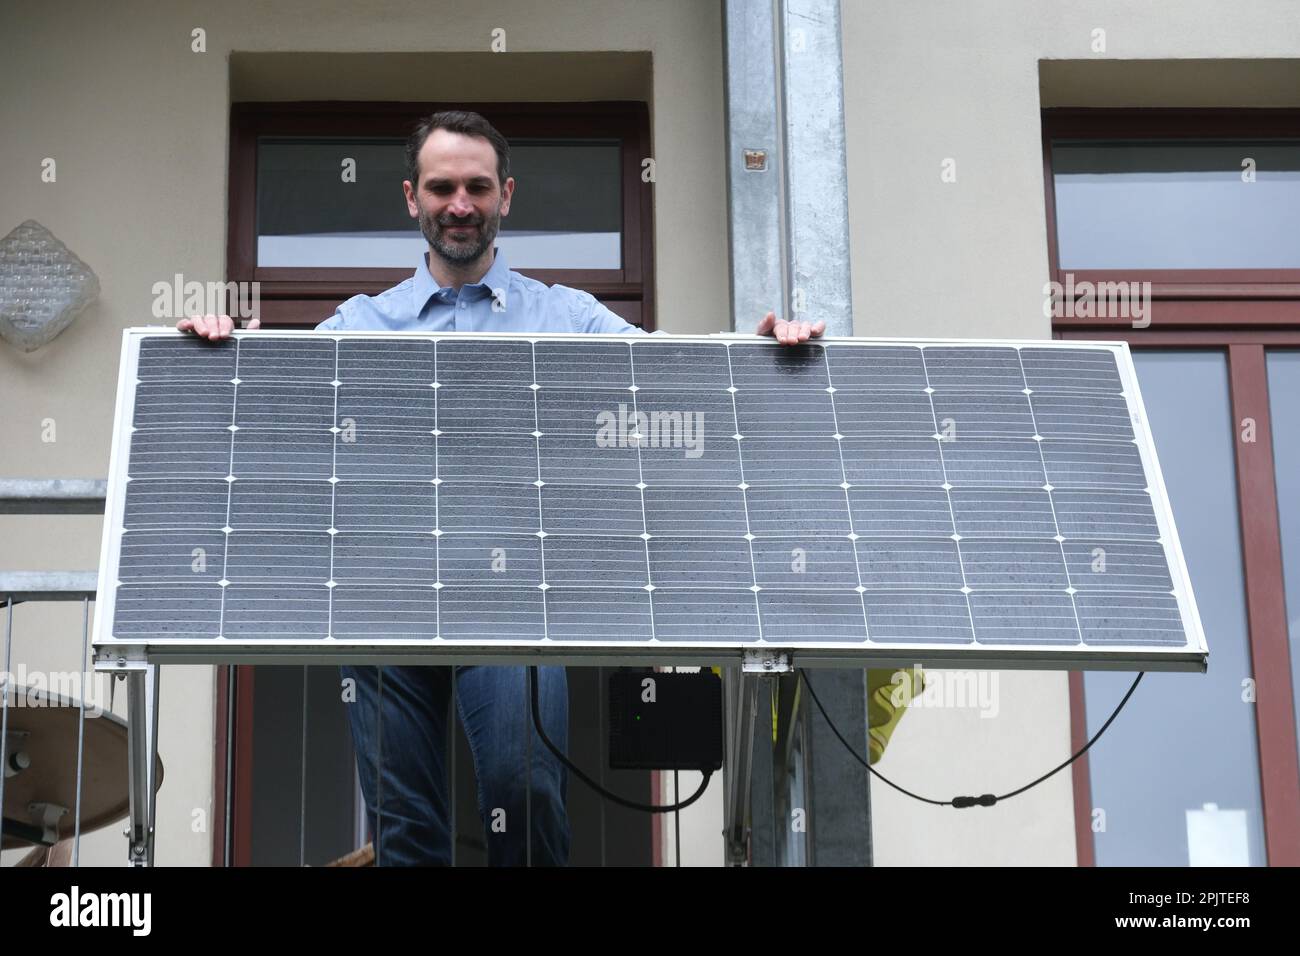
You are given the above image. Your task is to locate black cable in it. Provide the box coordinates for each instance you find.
[527,666,712,814]
[798,668,1144,809]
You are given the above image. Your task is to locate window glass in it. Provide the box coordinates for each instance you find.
[1052,140,1300,269]
[256,136,622,269]
[1265,350,1300,769]
[1084,351,1265,866]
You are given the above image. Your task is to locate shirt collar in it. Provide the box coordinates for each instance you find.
[412,246,511,313]
[475,246,512,308]
[412,250,441,313]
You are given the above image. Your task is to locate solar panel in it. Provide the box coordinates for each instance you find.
[92,330,1208,671]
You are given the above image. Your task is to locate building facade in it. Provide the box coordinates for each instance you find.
[2,0,1297,866]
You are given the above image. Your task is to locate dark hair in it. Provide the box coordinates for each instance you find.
[405,110,511,188]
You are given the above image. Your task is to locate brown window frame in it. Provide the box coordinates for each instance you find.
[1043,107,1300,867]
[227,100,656,330]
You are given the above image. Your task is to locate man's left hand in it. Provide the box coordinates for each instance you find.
[756,310,826,345]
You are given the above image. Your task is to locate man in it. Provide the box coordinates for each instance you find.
[180,110,824,866]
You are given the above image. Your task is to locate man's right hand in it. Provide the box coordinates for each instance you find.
[176,314,260,341]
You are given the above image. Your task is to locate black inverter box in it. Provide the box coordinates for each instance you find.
[608,669,723,772]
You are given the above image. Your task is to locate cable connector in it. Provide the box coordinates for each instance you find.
[951,794,998,809]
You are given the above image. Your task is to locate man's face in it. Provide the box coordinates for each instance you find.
[404,128,514,266]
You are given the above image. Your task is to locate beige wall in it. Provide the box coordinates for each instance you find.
[840,0,1300,865]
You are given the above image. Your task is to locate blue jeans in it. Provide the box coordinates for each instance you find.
[340,664,571,866]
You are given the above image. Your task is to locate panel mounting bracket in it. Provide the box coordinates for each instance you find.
[28,802,68,845]
[742,649,793,675]
[93,645,149,673]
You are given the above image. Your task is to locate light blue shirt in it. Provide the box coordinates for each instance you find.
[316,247,645,335]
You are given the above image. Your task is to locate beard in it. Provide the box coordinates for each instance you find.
[419,202,501,265]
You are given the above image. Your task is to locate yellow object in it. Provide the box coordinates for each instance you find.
[708,665,918,764]
[865,667,921,765]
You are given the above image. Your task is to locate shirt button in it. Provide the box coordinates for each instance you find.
[458,301,466,309]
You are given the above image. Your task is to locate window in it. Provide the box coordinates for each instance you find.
[1044,108,1300,316]
[228,102,655,329]
[1044,108,1300,867]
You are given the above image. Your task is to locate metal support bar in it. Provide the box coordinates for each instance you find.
[770,670,807,865]
[0,571,98,604]
[722,666,761,866]
[723,650,793,865]
[0,600,12,852]
[0,478,106,514]
[123,661,160,866]
[747,677,776,866]
[73,595,89,866]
